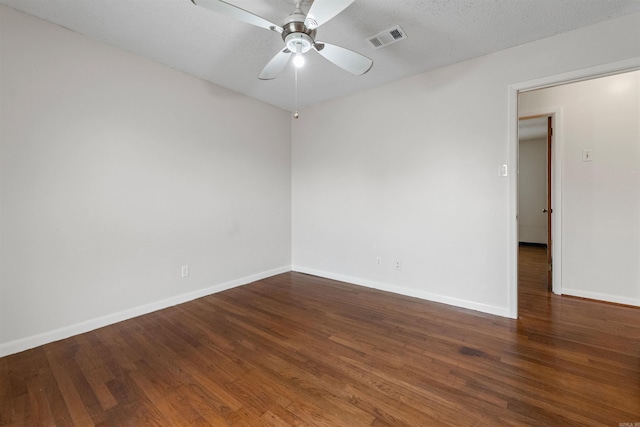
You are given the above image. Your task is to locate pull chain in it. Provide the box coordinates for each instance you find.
[293,66,299,119]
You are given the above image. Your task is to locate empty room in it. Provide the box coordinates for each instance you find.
[1,0,639,425]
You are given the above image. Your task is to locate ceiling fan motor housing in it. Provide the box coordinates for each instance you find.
[282,14,316,54]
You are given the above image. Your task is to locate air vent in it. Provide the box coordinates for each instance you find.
[366,25,407,49]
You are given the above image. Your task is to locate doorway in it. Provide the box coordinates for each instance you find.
[518,116,552,291]
[509,62,640,318]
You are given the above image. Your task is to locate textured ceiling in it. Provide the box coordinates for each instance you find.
[2,0,639,111]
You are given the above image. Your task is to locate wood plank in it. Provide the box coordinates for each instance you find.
[1,246,638,425]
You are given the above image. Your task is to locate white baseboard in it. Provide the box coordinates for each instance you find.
[0,266,291,358]
[561,287,640,307]
[292,266,512,318]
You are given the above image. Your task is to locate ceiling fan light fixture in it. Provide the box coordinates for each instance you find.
[284,32,313,54]
[293,53,305,68]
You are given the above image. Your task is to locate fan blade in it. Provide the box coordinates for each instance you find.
[313,42,372,75]
[258,48,293,80]
[304,0,355,29]
[191,0,283,33]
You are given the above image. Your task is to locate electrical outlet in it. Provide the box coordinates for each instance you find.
[181,265,189,278]
[376,257,382,267]
[395,260,401,271]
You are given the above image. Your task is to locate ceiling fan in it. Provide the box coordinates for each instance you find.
[190,0,373,80]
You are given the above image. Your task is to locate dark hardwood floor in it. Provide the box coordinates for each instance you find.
[2,246,639,426]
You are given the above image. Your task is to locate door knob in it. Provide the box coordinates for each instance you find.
[542,208,549,213]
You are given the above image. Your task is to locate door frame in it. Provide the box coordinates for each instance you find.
[517,114,555,290]
[506,58,640,319]
[517,110,560,293]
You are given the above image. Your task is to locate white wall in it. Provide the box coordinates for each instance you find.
[292,13,640,316]
[519,71,640,305]
[518,135,548,244]
[0,7,292,356]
